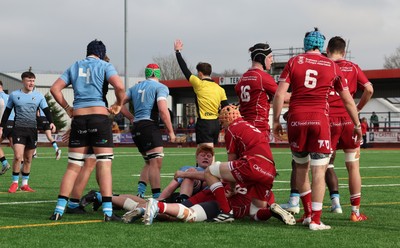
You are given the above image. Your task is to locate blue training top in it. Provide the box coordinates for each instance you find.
[7,89,48,128]
[60,56,118,109]
[175,165,205,184]
[126,79,169,122]
[0,92,15,120]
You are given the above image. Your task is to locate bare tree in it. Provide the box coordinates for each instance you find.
[153,54,187,80]
[384,46,400,69]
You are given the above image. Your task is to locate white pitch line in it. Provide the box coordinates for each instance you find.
[0,200,55,205]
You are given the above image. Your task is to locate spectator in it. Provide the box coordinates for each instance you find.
[361,117,368,148]
[370,111,379,131]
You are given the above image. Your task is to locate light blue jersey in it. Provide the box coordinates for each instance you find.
[0,92,15,120]
[7,89,48,128]
[126,79,169,122]
[176,165,205,184]
[60,56,118,109]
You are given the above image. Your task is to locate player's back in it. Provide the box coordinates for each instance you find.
[225,118,273,161]
[235,68,277,130]
[281,53,341,114]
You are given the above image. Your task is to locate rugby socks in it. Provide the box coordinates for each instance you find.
[254,208,272,221]
[137,181,147,198]
[152,188,161,199]
[21,172,30,186]
[311,202,323,224]
[210,182,231,214]
[300,190,312,217]
[12,172,19,184]
[350,193,361,215]
[95,191,103,202]
[102,196,113,217]
[67,198,80,209]
[52,141,59,151]
[289,190,300,205]
[0,156,9,167]
[55,196,69,215]
[330,192,340,206]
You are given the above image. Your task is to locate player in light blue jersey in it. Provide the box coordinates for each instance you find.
[35,108,61,160]
[0,80,13,175]
[49,39,125,222]
[121,64,176,199]
[0,72,56,193]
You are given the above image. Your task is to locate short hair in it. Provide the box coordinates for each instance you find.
[327,36,346,54]
[21,71,36,80]
[0,80,3,87]
[196,62,212,76]
[196,144,214,157]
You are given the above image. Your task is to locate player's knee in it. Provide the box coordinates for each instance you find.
[208,161,221,178]
[68,152,86,167]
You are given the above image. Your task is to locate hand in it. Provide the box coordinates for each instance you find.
[174,171,184,180]
[353,127,363,143]
[169,132,176,143]
[49,123,57,133]
[174,39,183,51]
[273,122,285,140]
[108,103,122,115]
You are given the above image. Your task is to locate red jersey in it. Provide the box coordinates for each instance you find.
[234,68,278,133]
[279,52,347,115]
[328,59,371,116]
[225,118,274,162]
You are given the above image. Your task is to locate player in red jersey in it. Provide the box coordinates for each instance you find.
[273,28,362,231]
[325,36,373,221]
[199,105,295,224]
[235,43,290,140]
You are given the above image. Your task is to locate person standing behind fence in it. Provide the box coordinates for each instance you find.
[121,64,176,199]
[370,111,379,131]
[49,39,125,221]
[174,39,229,149]
[361,117,368,148]
[0,71,56,193]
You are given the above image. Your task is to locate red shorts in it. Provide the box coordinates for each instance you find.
[229,156,276,202]
[330,116,360,150]
[188,185,251,219]
[287,112,332,154]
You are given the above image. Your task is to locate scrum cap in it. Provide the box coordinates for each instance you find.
[249,43,272,70]
[87,39,106,60]
[145,64,161,79]
[219,105,241,127]
[304,27,325,52]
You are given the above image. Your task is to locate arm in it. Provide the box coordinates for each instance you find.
[158,99,176,142]
[0,107,12,128]
[272,81,290,137]
[174,39,192,80]
[50,78,73,118]
[174,170,205,181]
[339,89,362,142]
[108,75,126,115]
[120,104,134,123]
[158,179,180,200]
[356,84,373,112]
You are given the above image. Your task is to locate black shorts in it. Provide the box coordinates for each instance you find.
[132,120,163,153]
[2,120,14,139]
[12,127,38,149]
[37,116,50,131]
[195,119,220,144]
[69,115,113,148]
